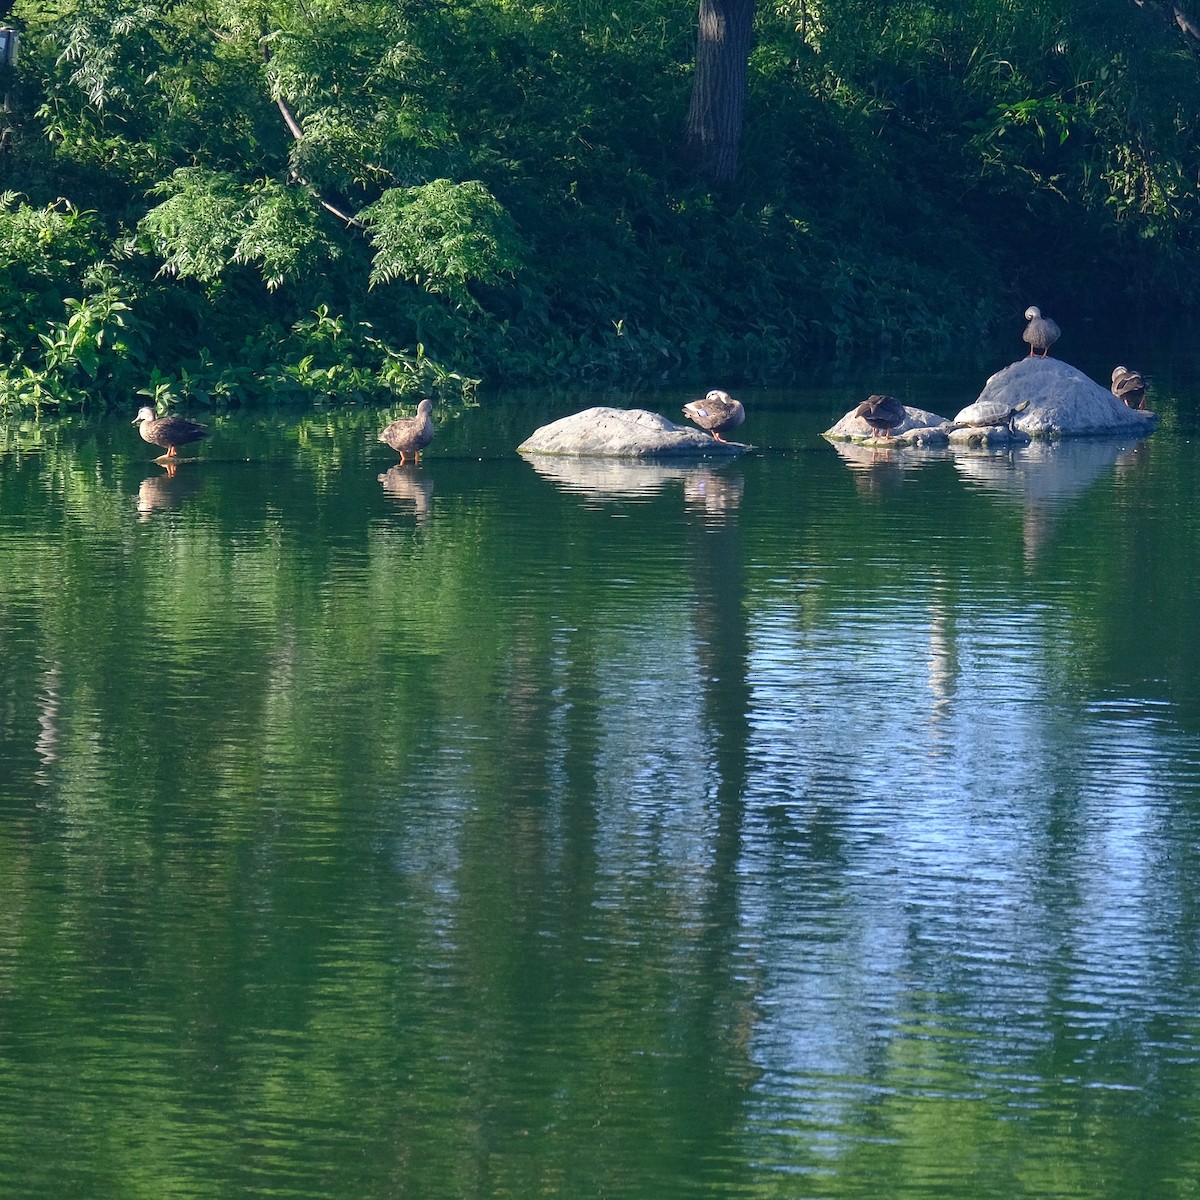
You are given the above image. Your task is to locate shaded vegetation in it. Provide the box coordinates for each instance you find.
[2,0,1200,413]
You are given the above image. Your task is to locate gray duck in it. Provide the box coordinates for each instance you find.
[854,394,907,439]
[379,399,435,464]
[132,406,209,458]
[1023,306,1061,358]
[1111,366,1147,410]
[681,390,745,441]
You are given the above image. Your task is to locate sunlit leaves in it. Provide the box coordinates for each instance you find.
[359,180,525,303]
[139,168,336,291]
[52,0,166,110]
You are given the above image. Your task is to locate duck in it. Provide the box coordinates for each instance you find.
[1023,306,1061,358]
[681,390,745,441]
[1111,366,1147,410]
[853,394,907,439]
[132,406,209,458]
[379,398,435,464]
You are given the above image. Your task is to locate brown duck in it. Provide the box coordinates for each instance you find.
[379,399,435,464]
[1111,366,1147,410]
[132,406,209,457]
[681,390,745,441]
[854,394,906,439]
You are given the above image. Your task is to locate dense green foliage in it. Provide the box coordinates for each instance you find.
[2,0,1200,412]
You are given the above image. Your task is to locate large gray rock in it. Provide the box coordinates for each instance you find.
[823,404,952,446]
[968,358,1157,438]
[518,406,748,458]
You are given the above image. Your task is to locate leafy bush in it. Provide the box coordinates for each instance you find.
[2,0,1199,415]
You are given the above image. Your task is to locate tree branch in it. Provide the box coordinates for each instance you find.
[261,38,365,230]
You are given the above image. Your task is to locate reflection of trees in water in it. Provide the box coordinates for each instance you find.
[926,586,958,740]
[440,462,761,1168]
[5,414,1199,1193]
[35,663,62,778]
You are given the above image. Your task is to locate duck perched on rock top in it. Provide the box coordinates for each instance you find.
[132,406,209,458]
[853,394,907,439]
[379,398,435,464]
[1111,366,1147,410]
[681,390,745,441]
[1023,306,1061,358]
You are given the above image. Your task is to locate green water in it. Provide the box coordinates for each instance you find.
[3,377,1200,1199]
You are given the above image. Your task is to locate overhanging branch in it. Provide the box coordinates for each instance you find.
[261,38,366,231]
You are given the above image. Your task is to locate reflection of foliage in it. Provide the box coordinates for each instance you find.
[3,412,1200,1195]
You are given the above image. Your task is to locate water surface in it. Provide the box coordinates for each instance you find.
[3,370,1200,1199]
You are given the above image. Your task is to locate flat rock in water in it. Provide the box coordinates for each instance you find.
[823,404,952,446]
[970,358,1157,437]
[518,406,748,458]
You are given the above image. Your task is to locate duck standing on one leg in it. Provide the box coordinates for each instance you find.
[1111,366,1148,410]
[853,394,907,439]
[1022,306,1061,358]
[379,398,435,464]
[681,390,746,442]
[132,406,209,459]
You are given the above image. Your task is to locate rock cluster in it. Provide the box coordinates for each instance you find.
[824,358,1157,447]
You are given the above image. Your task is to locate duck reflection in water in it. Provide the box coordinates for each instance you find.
[683,468,744,520]
[378,465,434,523]
[136,469,203,520]
[831,440,909,498]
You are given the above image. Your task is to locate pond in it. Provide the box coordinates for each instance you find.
[3,351,1200,1199]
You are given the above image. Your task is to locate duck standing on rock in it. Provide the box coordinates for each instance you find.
[681,390,745,441]
[132,406,209,459]
[379,399,435,464]
[1111,366,1148,410]
[853,394,907,439]
[1023,306,1061,358]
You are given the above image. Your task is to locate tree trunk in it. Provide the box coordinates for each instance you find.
[682,0,757,186]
